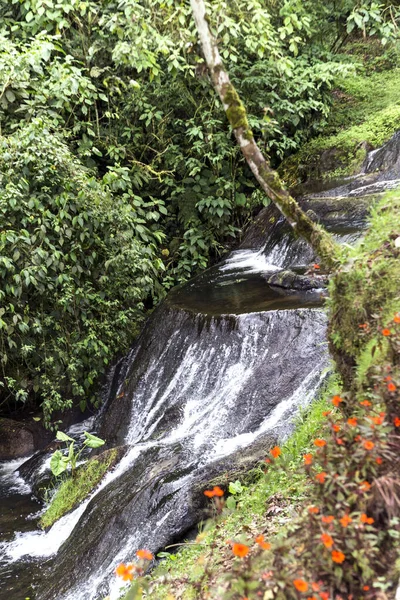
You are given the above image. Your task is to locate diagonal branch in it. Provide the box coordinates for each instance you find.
[189,0,340,268]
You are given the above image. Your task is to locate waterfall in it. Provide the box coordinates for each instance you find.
[5,129,400,599]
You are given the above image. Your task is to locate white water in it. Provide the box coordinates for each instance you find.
[219,248,280,274]
[0,306,328,600]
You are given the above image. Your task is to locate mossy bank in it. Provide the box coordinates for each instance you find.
[40,447,121,529]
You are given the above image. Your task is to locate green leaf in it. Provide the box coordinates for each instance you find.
[50,450,69,476]
[56,431,74,442]
[83,431,105,448]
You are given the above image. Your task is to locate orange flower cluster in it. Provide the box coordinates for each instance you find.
[136,549,154,560]
[255,534,271,550]
[204,486,224,498]
[232,542,250,558]
[314,438,326,447]
[315,471,327,483]
[332,395,343,406]
[340,514,352,528]
[308,506,319,514]
[321,533,333,548]
[303,453,313,465]
[270,446,281,459]
[115,563,134,581]
[332,550,345,563]
[293,578,308,592]
[360,513,374,525]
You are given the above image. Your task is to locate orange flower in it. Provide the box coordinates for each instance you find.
[311,582,320,592]
[363,586,370,591]
[136,549,154,561]
[360,513,374,525]
[115,563,134,581]
[364,440,375,450]
[332,395,343,406]
[360,400,371,407]
[336,438,344,445]
[308,506,319,514]
[232,542,250,558]
[319,593,329,600]
[313,264,320,270]
[314,439,326,447]
[359,323,368,329]
[382,328,391,336]
[321,515,334,524]
[303,453,313,465]
[360,481,371,492]
[270,445,281,459]
[340,514,352,527]
[306,597,317,600]
[331,550,345,563]
[315,472,327,484]
[293,579,309,592]
[204,486,224,498]
[332,424,340,432]
[376,457,383,464]
[322,411,331,417]
[394,313,400,323]
[265,458,271,464]
[321,533,333,548]
[255,534,271,550]
[388,382,397,392]
[347,417,357,427]
[370,415,384,425]
[393,417,400,427]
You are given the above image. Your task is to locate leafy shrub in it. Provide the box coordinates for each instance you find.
[0,119,164,425]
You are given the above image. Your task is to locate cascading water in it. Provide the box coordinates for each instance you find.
[1,131,399,600]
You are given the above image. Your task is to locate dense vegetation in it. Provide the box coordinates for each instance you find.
[1,0,399,424]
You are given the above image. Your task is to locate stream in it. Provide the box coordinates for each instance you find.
[1,131,399,600]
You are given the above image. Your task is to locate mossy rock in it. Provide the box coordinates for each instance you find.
[280,67,400,186]
[40,446,126,529]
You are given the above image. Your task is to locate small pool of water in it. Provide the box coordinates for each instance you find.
[167,259,325,316]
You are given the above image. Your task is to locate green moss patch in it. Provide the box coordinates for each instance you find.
[40,448,119,529]
[282,67,400,184]
[328,188,400,390]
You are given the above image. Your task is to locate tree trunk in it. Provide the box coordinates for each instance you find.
[189,0,340,268]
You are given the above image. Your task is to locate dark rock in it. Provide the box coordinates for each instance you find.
[0,418,40,460]
[266,270,328,291]
[363,130,400,176]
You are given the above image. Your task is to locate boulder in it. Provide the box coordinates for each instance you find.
[0,418,36,460]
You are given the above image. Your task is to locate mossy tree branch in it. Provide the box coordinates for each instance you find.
[189,0,340,268]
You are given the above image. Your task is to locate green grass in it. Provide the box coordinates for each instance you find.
[146,375,341,599]
[40,448,118,529]
[328,188,400,389]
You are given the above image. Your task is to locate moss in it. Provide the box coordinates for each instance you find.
[281,67,400,184]
[40,448,118,529]
[222,83,252,137]
[328,188,400,390]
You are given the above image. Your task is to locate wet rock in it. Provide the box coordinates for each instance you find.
[0,418,39,460]
[17,442,60,500]
[266,270,327,291]
[363,130,400,176]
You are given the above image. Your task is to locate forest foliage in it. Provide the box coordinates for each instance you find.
[0,0,399,423]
